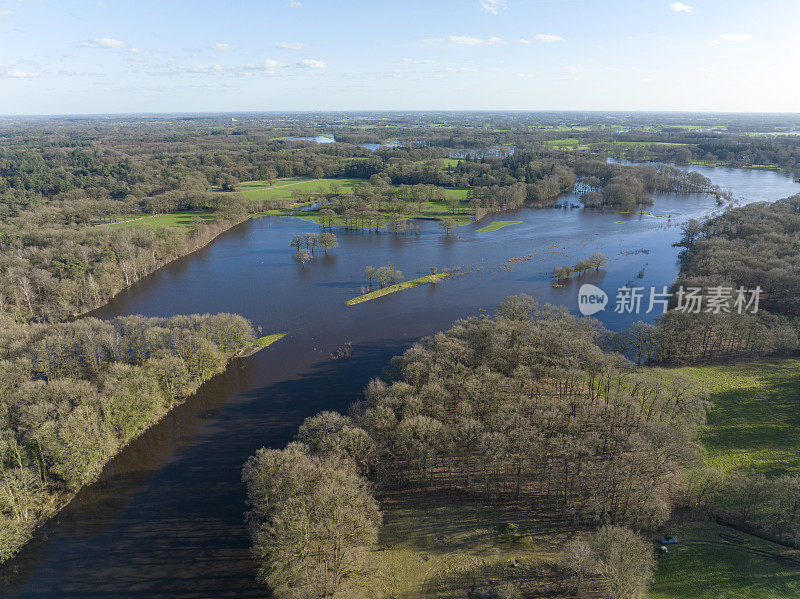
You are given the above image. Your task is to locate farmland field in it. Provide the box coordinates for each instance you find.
[238,177,365,201]
[373,495,576,598]
[678,358,800,475]
[107,211,216,229]
[650,521,800,599]
[238,177,470,203]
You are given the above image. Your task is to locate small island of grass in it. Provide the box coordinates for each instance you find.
[478,220,522,233]
[346,273,451,306]
[239,333,287,357]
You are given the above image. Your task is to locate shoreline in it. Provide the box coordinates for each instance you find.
[0,338,270,568]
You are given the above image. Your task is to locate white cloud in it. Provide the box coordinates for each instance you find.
[403,58,440,65]
[212,42,237,51]
[276,42,305,50]
[479,0,506,15]
[58,69,93,77]
[516,72,535,78]
[536,34,564,43]
[130,47,150,55]
[164,58,287,77]
[518,38,532,45]
[168,63,225,75]
[0,8,14,18]
[606,65,655,74]
[244,59,283,74]
[2,68,38,78]
[719,33,753,42]
[669,2,695,14]
[795,33,800,41]
[288,0,301,6]
[82,37,126,49]
[297,58,326,68]
[443,66,477,73]
[448,35,503,46]
[705,33,753,47]
[565,65,584,72]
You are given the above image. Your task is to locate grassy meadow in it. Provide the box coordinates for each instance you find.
[107,211,216,229]
[238,177,365,201]
[372,495,576,599]
[346,273,451,306]
[478,220,522,233]
[373,497,800,599]
[678,358,800,475]
[646,358,800,598]
[238,177,474,224]
[650,521,800,599]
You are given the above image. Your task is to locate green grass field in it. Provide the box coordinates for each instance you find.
[478,220,522,233]
[650,522,800,599]
[254,333,286,348]
[238,177,365,201]
[373,495,572,598]
[238,177,470,204]
[647,359,800,598]
[373,496,800,598]
[107,211,216,229]
[346,273,451,306]
[542,138,592,151]
[238,333,286,358]
[439,158,462,168]
[678,358,800,475]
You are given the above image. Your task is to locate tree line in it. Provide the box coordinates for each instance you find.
[609,194,800,365]
[0,312,255,562]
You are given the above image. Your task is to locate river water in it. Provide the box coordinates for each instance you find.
[4,165,798,598]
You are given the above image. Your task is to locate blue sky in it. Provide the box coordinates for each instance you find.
[0,0,798,114]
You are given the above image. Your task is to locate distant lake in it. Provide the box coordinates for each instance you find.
[449,145,516,159]
[289,135,335,144]
[359,140,403,151]
[288,136,405,151]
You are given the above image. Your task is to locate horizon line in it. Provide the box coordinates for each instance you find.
[2,109,800,119]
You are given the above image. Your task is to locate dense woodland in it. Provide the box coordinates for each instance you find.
[676,194,800,315]
[650,194,800,363]
[0,313,255,561]
[245,297,708,598]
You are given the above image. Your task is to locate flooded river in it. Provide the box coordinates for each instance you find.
[4,164,798,598]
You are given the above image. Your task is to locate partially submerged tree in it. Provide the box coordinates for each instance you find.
[320,232,338,254]
[552,265,574,284]
[364,266,376,289]
[440,217,458,236]
[375,266,402,288]
[587,252,609,271]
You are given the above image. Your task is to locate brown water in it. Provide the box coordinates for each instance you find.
[3,164,798,598]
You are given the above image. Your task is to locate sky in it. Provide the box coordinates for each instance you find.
[0,0,799,115]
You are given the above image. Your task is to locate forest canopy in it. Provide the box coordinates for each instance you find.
[0,312,255,562]
[243,296,709,597]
